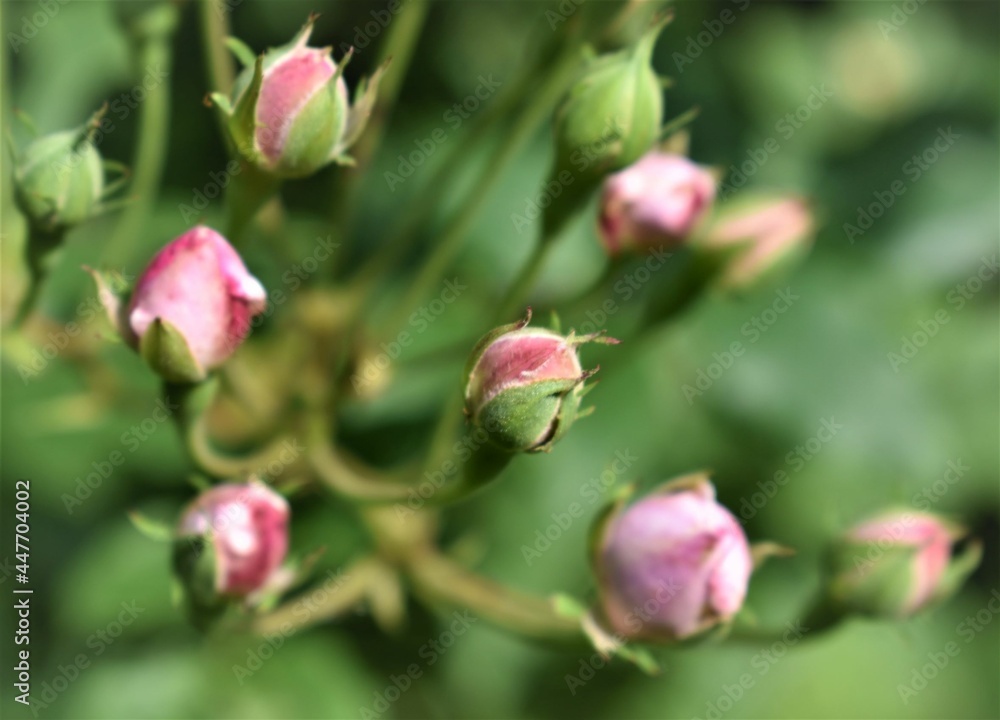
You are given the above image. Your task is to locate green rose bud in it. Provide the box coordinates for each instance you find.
[544,19,666,237]
[826,510,981,619]
[11,107,113,233]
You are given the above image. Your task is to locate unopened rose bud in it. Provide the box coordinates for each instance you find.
[543,20,666,237]
[125,225,267,382]
[464,312,616,453]
[176,481,289,598]
[827,510,981,619]
[593,475,753,641]
[554,22,664,184]
[12,108,113,233]
[599,152,716,255]
[213,16,386,178]
[698,195,814,292]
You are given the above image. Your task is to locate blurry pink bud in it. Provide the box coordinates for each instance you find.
[829,510,981,618]
[593,475,753,641]
[700,195,814,291]
[598,152,716,255]
[126,226,266,382]
[464,311,616,453]
[178,481,289,596]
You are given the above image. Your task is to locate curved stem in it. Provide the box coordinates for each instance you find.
[103,2,179,264]
[250,557,390,636]
[165,378,303,480]
[307,413,416,502]
[405,547,583,640]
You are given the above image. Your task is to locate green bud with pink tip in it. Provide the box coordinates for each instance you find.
[463,310,618,453]
[211,15,387,179]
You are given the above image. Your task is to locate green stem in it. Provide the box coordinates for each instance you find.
[200,0,235,142]
[103,3,179,264]
[341,23,564,291]
[405,547,583,640]
[224,159,280,244]
[330,0,430,253]
[165,378,304,480]
[493,239,555,323]
[13,226,65,328]
[251,557,388,637]
[372,44,583,344]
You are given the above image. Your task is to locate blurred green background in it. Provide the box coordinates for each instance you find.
[1,1,998,718]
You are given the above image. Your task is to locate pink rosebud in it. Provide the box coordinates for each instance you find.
[594,476,753,641]
[464,312,616,453]
[598,152,716,255]
[217,18,386,178]
[829,510,980,618]
[178,481,289,596]
[700,195,814,291]
[127,225,266,381]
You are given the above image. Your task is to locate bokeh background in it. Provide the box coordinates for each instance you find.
[1,1,998,718]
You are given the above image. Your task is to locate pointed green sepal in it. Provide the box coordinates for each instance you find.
[139,318,206,383]
[225,36,257,67]
[127,510,174,542]
[338,56,391,155]
[228,55,264,161]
